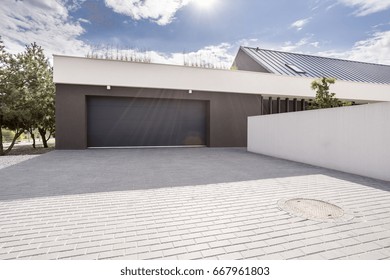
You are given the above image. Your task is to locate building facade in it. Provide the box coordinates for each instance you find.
[53,48,390,149]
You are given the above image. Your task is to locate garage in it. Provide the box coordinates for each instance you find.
[87,96,208,147]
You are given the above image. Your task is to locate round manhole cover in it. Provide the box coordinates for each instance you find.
[278,198,353,222]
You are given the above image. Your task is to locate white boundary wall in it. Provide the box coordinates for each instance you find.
[248,102,390,181]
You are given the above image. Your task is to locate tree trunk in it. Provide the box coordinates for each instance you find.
[30,129,36,149]
[3,129,23,155]
[0,124,3,156]
[0,114,3,156]
[38,128,48,148]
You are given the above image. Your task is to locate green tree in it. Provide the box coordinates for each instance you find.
[0,39,55,155]
[18,43,55,148]
[308,77,351,110]
[0,38,27,155]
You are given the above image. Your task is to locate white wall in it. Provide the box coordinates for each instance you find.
[53,55,390,102]
[248,102,390,181]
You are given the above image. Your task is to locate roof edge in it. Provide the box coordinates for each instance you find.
[241,46,390,68]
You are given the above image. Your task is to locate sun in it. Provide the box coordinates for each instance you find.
[194,0,217,9]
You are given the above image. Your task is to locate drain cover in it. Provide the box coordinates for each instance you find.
[278,198,353,222]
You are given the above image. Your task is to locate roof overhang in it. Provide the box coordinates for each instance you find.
[53,55,390,102]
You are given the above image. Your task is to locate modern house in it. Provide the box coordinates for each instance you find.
[53,47,390,150]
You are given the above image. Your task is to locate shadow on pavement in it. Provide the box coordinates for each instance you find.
[1,148,389,201]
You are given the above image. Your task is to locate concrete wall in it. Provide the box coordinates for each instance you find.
[248,102,390,181]
[53,55,390,102]
[56,84,263,149]
[232,48,271,73]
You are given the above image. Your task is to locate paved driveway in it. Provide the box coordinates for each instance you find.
[0,148,389,260]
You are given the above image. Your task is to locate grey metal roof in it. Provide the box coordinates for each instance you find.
[241,46,390,85]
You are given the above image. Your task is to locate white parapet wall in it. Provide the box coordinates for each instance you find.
[53,55,390,102]
[248,102,390,181]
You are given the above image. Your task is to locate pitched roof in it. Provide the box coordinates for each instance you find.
[238,46,390,85]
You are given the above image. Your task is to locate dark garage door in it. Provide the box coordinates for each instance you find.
[87,96,207,147]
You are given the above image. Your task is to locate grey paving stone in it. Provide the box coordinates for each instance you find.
[162,247,187,257]
[248,233,271,242]
[374,237,390,248]
[215,233,237,241]
[264,236,290,246]
[29,253,60,260]
[241,248,266,258]
[85,245,113,254]
[280,248,306,259]
[201,248,226,258]
[318,249,347,260]
[9,244,40,253]
[0,252,20,259]
[1,148,390,260]
[208,240,231,249]
[194,236,217,244]
[280,240,306,250]
[217,252,243,260]
[100,238,125,247]
[70,253,99,260]
[173,239,195,248]
[3,240,31,248]
[57,249,88,259]
[39,241,67,249]
[348,250,387,260]
[301,237,323,246]
[185,243,209,253]
[224,244,248,253]
[112,242,136,251]
[150,243,174,252]
[75,241,102,250]
[18,248,49,258]
[296,254,323,260]
[177,252,203,260]
[159,235,182,243]
[256,253,285,260]
[137,238,161,247]
[125,246,149,255]
[300,244,328,255]
[229,236,252,245]
[262,245,286,255]
[138,251,163,260]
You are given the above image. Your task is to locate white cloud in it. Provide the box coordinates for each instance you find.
[64,0,87,11]
[104,0,191,25]
[317,31,390,64]
[338,0,390,16]
[290,18,311,31]
[0,0,234,67]
[0,0,90,58]
[236,38,260,48]
[280,38,311,52]
[90,43,235,68]
[78,18,91,24]
[276,31,390,65]
[348,31,390,63]
[180,43,235,68]
[310,41,320,48]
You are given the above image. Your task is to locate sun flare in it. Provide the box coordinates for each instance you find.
[194,0,217,9]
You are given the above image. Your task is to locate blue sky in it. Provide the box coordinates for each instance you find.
[1,0,389,66]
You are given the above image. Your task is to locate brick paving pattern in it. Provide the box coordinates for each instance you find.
[0,149,389,260]
[1,176,390,260]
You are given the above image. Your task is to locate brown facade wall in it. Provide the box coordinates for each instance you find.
[55,84,264,149]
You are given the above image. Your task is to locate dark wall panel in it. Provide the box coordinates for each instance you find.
[55,85,263,149]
